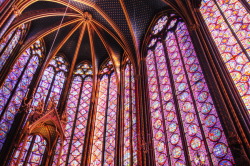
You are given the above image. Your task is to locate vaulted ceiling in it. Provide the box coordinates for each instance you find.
[5,0,175,69]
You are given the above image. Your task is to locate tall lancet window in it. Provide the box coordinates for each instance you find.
[55,62,93,165]
[0,40,44,150]
[146,14,234,165]
[32,55,68,109]
[91,60,118,165]
[123,60,138,165]
[0,24,28,71]
[200,0,250,113]
[10,135,47,165]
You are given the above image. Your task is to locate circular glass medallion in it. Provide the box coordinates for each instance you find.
[157,142,165,152]
[189,64,198,72]
[170,134,179,145]
[190,137,202,150]
[218,159,233,166]
[188,124,198,136]
[175,160,185,166]
[152,101,160,109]
[187,56,195,64]
[153,111,161,118]
[178,83,187,92]
[195,82,204,91]
[192,73,202,82]
[201,103,213,114]
[167,112,175,121]
[208,128,222,142]
[179,92,189,101]
[186,113,195,123]
[155,131,163,140]
[151,85,157,92]
[162,85,170,93]
[173,59,180,66]
[154,119,162,129]
[198,92,208,102]
[159,70,167,77]
[158,154,167,165]
[164,93,172,101]
[205,115,217,127]
[176,74,184,82]
[152,93,158,100]
[182,102,192,112]
[165,102,173,111]
[172,146,182,158]
[174,66,182,75]
[213,143,228,158]
[169,123,177,132]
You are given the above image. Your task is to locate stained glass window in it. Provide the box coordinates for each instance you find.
[0,24,28,71]
[146,14,234,165]
[31,55,68,110]
[54,62,93,165]
[200,0,250,113]
[123,61,138,165]
[90,60,118,165]
[10,135,47,165]
[0,40,44,150]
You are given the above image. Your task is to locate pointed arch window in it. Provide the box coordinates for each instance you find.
[90,60,118,165]
[55,62,93,165]
[146,14,234,165]
[123,60,138,165]
[32,55,68,109]
[0,24,28,71]
[200,0,250,113]
[0,40,44,150]
[10,135,47,165]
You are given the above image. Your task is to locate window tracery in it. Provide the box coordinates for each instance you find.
[200,0,250,113]
[123,60,138,165]
[31,55,68,110]
[54,62,93,165]
[0,24,28,71]
[0,40,44,150]
[146,14,234,165]
[90,60,118,165]
[10,135,47,166]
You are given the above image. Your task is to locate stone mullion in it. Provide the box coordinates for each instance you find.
[101,75,111,166]
[117,64,125,166]
[85,76,101,165]
[134,62,143,166]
